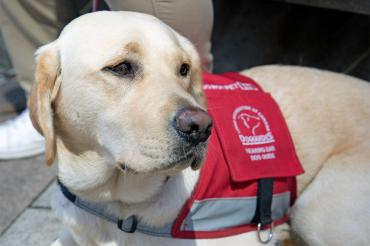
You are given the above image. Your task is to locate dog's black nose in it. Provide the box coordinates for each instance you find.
[174,106,212,144]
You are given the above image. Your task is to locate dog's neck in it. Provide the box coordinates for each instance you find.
[56,140,199,226]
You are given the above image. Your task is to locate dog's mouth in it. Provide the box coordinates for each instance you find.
[118,146,204,174]
[118,163,131,172]
[164,142,207,172]
[165,152,200,171]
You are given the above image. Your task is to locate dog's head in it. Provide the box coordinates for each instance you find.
[28,11,211,175]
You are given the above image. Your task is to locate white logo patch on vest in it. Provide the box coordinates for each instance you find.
[233,105,276,161]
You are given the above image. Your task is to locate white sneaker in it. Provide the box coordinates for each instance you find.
[0,109,45,159]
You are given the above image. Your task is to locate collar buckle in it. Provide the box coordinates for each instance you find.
[117,215,138,233]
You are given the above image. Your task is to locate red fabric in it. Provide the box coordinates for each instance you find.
[171,72,304,239]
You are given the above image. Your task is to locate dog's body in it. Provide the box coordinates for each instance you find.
[28,11,370,246]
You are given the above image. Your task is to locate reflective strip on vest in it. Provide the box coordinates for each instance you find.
[180,192,290,232]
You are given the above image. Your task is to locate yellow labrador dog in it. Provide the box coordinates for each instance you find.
[29,11,370,246]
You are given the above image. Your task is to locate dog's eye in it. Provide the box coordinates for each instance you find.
[179,63,190,77]
[105,62,134,77]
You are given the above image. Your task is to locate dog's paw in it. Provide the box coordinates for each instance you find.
[50,239,63,246]
[50,238,79,246]
[50,229,79,246]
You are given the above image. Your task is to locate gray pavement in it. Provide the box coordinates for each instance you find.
[0,155,58,246]
[0,154,56,233]
[0,181,61,246]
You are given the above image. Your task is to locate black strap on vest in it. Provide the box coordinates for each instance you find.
[253,178,274,226]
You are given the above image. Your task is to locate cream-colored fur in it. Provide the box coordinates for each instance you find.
[28,11,370,246]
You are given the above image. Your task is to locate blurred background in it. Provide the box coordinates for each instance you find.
[0,0,369,245]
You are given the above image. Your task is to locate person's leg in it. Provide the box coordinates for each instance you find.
[0,0,62,92]
[105,0,214,71]
[0,0,79,91]
[0,0,75,159]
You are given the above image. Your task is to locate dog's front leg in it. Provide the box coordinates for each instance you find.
[50,229,78,246]
[50,228,96,246]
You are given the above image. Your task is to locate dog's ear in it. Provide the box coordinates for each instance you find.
[28,42,61,166]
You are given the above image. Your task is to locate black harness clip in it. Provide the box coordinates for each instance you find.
[117,215,138,233]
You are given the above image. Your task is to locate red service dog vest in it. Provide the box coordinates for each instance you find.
[171,72,304,238]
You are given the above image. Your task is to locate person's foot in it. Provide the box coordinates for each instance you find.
[0,109,45,159]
